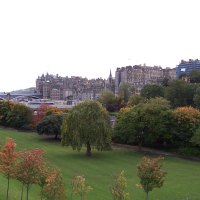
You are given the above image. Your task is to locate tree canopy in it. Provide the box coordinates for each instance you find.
[141,84,164,99]
[61,101,112,157]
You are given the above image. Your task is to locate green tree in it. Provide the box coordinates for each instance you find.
[127,94,145,107]
[111,171,129,200]
[191,127,200,146]
[118,83,135,103]
[114,98,174,148]
[36,114,63,139]
[6,103,33,129]
[188,70,200,83]
[141,84,164,99]
[193,87,200,108]
[98,90,118,112]
[0,100,13,126]
[137,156,166,200]
[61,101,112,157]
[164,79,191,107]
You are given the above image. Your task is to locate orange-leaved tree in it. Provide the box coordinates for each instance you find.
[16,149,45,200]
[137,156,166,200]
[0,138,20,200]
[42,168,66,200]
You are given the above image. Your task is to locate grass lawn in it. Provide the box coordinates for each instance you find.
[0,127,200,200]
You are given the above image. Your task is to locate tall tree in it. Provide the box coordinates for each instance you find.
[61,101,112,157]
[164,79,190,107]
[118,83,135,103]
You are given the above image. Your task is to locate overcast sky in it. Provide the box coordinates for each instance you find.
[0,0,200,92]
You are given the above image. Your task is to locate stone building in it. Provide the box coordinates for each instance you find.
[36,72,115,101]
[115,65,176,95]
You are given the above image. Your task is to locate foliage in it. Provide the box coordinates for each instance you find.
[6,103,33,129]
[141,84,164,99]
[127,95,145,107]
[71,175,92,200]
[61,101,112,156]
[118,83,135,103]
[32,105,49,128]
[36,114,63,139]
[178,147,200,157]
[0,100,14,126]
[42,168,66,200]
[16,149,45,200]
[188,70,200,83]
[137,156,166,200]
[173,107,200,147]
[111,171,129,200]
[114,98,174,147]
[0,138,19,200]
[45,107,67,116]
[164,79,192,107]
[193,87,200,108]
[191,127,200,147]
[98,90,122,112]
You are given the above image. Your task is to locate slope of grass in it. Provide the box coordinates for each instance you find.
[0,127,200,200]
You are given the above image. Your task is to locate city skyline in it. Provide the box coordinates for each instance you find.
[1,0,200,92]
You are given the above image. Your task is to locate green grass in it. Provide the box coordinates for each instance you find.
[0,127,200,200]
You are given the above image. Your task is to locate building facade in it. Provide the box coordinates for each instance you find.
[115,65,176,95]
[36,72,115,101]
[176,59,200,78]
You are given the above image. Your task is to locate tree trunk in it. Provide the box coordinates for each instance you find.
[6,177,10,200]
[21,184,24,200]
[26,185,30,200]
[146,191,149,200]
[86,142,91,157]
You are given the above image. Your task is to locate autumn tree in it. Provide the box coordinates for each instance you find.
[137,157,166,200]
[71,175,92,200]
[173,106,200,146]
[0,138,19,200]
[32,105,49,128]
[61,101,112,157]
[16,149,45,200]
[111,171,129,200]
[42,168,66,200]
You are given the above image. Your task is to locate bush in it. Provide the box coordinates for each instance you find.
[178,147,200,157]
